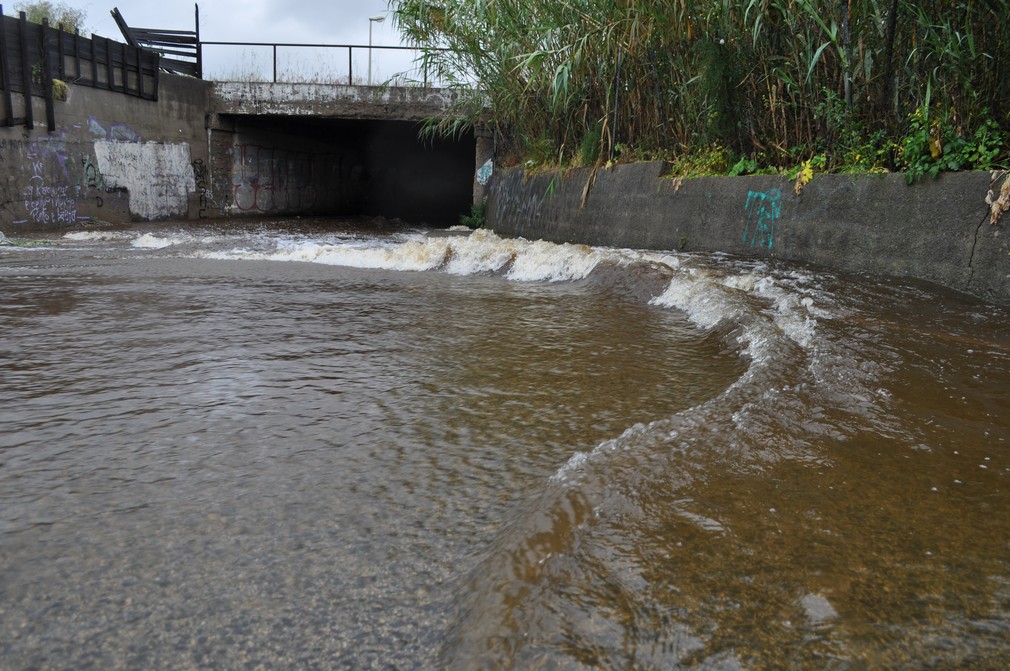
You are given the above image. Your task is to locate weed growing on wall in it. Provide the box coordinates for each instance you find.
[459,202,485,229]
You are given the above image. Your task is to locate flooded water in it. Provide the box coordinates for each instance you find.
[1,219,1008,670]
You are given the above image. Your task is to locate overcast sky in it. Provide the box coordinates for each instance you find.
[72,0,418,83]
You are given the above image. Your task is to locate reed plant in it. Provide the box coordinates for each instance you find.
[389,0,1009,174]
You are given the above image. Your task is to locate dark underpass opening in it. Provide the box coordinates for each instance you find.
[212,115,477,227]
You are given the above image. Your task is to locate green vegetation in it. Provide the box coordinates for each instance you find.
[390,0,1009,179]
[459,202,486,228]
[14,0,86,34]
[51,78,68,101]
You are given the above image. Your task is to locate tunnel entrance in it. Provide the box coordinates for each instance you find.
[211,115,476,227]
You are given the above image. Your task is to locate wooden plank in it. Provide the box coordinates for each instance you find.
[194,3,201,79]
[146,50,159,99]
[89,31,97,86]
[119,40,127,92]
[108,5,200,80]
[159,57,198,77]
[4,20,22,90]
[152,49,159,98]
[133,31,198,45]
[73,30,81,82]
[18,11,32,128]
[135,43,143,98]
[41,18,55,129]
[0,8,15,125]
[121,40,130,94]
[132,27,197,36]
[104,36,113,90]
[56,21,64,79]
[110,7,138,46]
[146,45,197,59]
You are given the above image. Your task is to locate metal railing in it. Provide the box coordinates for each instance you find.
[199,41,440,87]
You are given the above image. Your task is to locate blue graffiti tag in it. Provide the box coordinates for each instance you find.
[742,188,782,250]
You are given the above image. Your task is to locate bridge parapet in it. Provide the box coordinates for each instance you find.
[210,82,461,122]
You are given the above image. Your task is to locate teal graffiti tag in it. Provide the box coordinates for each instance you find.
[476,159,493,186]
[743,188,781,250]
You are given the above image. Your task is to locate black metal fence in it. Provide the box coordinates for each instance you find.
[0,3,453,132]
[200,41,443,87]
[0,4,159,130]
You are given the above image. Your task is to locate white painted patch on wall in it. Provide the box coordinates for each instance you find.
[94,141,196,220]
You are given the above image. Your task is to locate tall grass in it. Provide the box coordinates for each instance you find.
[389,0,1009,171]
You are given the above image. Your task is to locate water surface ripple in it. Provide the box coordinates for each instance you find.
[1,221,1008,669]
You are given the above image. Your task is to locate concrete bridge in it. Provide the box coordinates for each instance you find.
[0,6,490,230]
[205,80,488,225]
[1,48,487,230]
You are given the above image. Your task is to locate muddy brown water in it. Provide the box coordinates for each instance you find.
[1,220,1008,669]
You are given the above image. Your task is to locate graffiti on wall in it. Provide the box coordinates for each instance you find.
[81,156,112,208]
[82,157,105,188]
[21,136,79,227]
[23,169,77,226]
[192,159,211,218]
[476,159,493,186]
[1,111,205,227]
[230,144,326,214]
[742,188,782,250]
[77,119,134,211]
[88,116,141,143]
[94,140,195,220]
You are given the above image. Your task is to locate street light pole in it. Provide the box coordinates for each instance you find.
[368,15,386,85]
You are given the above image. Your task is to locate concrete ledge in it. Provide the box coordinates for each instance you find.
[487,162,1010,305]
[211,82,460,121]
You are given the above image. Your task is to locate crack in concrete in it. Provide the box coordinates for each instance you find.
[966,208,987,291]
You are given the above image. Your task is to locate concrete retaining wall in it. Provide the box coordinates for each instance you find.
[1,74,215,233]
[487,162,1010,305]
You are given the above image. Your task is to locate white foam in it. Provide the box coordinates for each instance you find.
[649,253,682,269]
[132,233,180,249]
[204,238,452,272]
[650,271,734,330]
[63,231,134,242]
[197,228,615,281]
[800,593,839,624]
[508,240,604,282]
[677,510,726,533]
[443,229,518,275]
[751,276,819,350]
[650,269,776,365]
[551,451,590,484]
